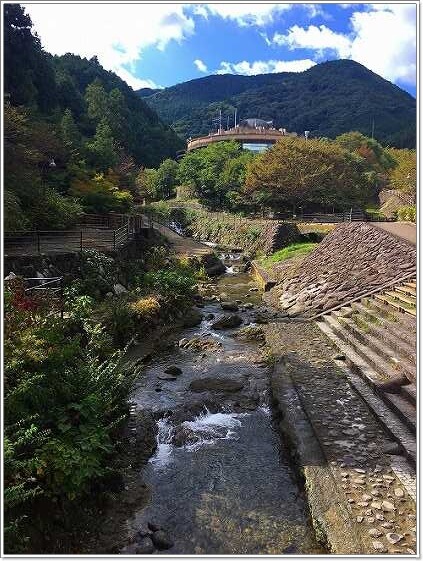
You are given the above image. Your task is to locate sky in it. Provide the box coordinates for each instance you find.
[23,2,417,96]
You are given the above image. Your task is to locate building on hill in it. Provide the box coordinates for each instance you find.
[186,118,298,153]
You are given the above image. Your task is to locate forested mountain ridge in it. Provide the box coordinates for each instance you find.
[139,60,416,148]
[3,3,184,231]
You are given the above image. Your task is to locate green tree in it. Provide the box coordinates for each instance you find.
[177,141,250,208]
[245,137,370,213]
[85,79,109,123]
[86,118,118,171]
[154,158,179,199]
[4,4,57,111]
[61,109,81,154]
[386,148,416,194]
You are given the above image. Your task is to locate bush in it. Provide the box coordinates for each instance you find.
[396,205,416,223]
[130,296,161,318]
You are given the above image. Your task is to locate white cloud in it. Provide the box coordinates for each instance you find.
[23,3,194,89]
[194,58,208,73]
[273,25,352,58]
[270,4,416,85]
[216,59,316,76]
[193,4,292,27]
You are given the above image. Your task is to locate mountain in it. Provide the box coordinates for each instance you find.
[138,60,416,148]
[51,54,184,166]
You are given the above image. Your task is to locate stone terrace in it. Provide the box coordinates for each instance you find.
[270,222,416,318]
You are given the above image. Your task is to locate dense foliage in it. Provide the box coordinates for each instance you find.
[3,249,200,552]
[244,137,371,213]
[177,141,254,210]
[141,60,416,148]
[386,148,416,194]
[4,4,183,230]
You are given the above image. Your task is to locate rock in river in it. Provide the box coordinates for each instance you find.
[136,536,155,554]
[164,366,182,376]
[151,530,174,550]
[157,373,177,381]
[211,314,243,330]
[189,377,244,393]
[182,308,203,327]
[220,301,239,312]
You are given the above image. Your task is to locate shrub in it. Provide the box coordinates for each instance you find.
[130,296,161,318]
[396,205,416,223]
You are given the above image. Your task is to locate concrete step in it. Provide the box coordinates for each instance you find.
[386,290,416,307]
[348,306,416,364]
[327,313,415,383]
[316,319,416,464]
[401,384,416,406]
[350,301,416,351]
[373,293,416,317]
[363,297,416,331]
[396,285,416,297]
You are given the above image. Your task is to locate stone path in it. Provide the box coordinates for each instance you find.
[265,321,416,555]
[373,222,416,246]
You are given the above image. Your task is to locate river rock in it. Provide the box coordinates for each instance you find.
[381,500,395,512]
[183,308,203,327]
[113,283,127,295]
[386,532,403,545]
[249,287,259,292]
[172,426,199,447]
[157,373,177,381]
[189,377,244,393]
[243,302,254,309]
[148,521,162,532]
[164,366,182,376]
[221,301,239,312]
[211,314,243,330]
[205,313,215,320]
[136,537,155,554]
[151,530,174,550]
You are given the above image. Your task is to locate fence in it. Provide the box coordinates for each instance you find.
[4,214,155,256]
[5,275,64,317]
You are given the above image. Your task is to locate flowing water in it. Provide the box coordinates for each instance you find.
[126,252,324,555]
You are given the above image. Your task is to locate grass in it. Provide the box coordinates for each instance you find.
[259,242,318,269]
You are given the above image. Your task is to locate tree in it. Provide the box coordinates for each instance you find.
[85,79,109,123]
[153,158,179,199]
[61,109,81,154]
[244,137,370,213]
[177,141,251,208]
[4,4,57,111]
[386,148,416,194]
[335,131,396,179]
[86,118,118,171]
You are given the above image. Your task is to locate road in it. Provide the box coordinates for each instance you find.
[373,221,416,246]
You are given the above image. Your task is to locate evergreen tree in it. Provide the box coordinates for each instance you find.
[86,118,118,171]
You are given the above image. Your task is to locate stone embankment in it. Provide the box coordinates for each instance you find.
[265,321,416,555]
[186,212,302,256]
[267,222,416,317]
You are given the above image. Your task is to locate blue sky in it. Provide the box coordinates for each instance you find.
[25,3,417,96]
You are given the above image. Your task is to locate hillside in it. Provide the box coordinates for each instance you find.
[138,60,416,148]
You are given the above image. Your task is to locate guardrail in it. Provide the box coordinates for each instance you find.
[5,275,64,317]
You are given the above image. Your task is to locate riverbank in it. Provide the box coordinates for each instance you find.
[264,321,416,554]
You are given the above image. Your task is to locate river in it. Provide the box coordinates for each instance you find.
[123,251,324,555]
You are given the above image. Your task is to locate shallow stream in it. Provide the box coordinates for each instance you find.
[125,251,324,555]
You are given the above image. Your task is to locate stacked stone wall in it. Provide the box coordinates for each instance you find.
[269,222,416,317]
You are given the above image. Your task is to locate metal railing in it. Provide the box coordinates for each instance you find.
[5,276,64,317]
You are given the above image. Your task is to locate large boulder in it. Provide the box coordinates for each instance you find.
[220,301,239,312]
[211,314,243,330]
[182,308,203,327]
